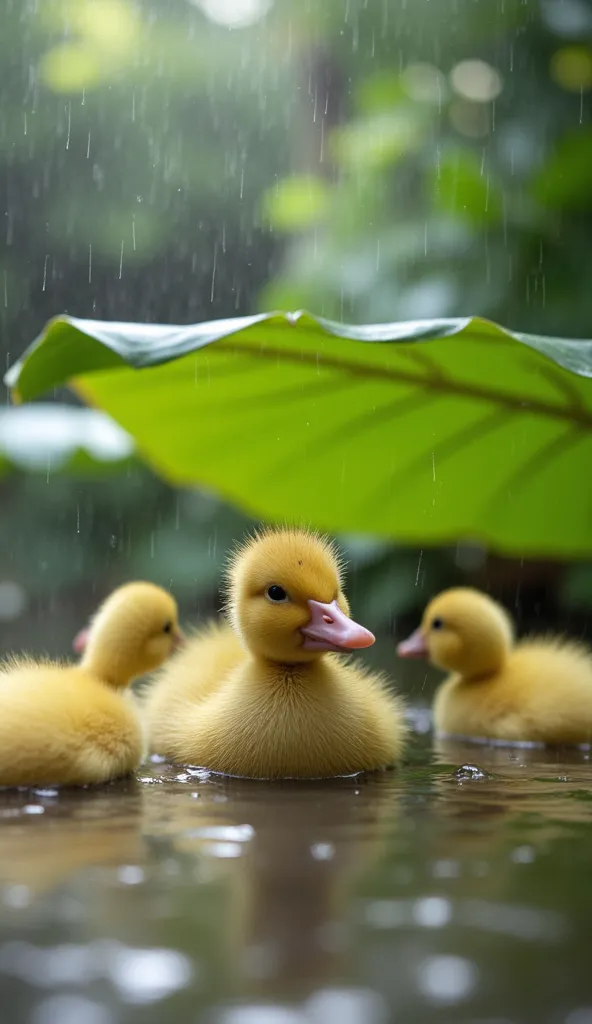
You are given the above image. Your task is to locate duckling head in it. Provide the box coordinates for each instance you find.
[397,587,514,678]
[225,528,375,664]
[73,581,183,687]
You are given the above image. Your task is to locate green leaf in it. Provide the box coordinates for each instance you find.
[432,147,503,225]
[332,109,425,168]
[261,175,331,232]
[5,311,592,556]
[0,404,135,477]
[532,129,592,211]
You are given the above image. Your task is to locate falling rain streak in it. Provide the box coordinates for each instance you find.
[0,4,590,1021]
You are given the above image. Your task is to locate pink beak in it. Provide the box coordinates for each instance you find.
[301,599,375,653]
[396,628,428,659]
[73,627,89,654]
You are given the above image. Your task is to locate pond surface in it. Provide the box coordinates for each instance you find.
[1,732,592,1024]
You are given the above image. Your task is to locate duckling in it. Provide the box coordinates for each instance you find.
[397,587,592,746]
[0,582,182,786]
[145,528,405,778]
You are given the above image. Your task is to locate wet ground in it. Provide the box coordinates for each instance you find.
[1,727,592,1024]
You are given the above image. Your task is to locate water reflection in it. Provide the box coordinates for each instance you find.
[142,766,398,1005]
[0,780,143,894]
[0,740,592,1021]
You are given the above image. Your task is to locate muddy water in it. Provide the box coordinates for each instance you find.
[1,734,592,1023]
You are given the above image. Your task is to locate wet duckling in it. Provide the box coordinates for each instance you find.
[397,587,592,746]
[0,582,182,786]
[145,528,405,777]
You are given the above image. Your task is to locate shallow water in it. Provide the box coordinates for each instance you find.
[1,732,592,1023]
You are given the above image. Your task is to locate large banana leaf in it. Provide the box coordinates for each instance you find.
[5,311,592,556]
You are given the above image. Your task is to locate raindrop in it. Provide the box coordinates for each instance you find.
[65,102,71,150]
[412,897,452,928]
[511,845,535,864]
[106,946,193,1004]
[211,242,218,303]
[453,764,491,781]
[185,825,254,841]
[117,866,145,886]
[414,550,423,586]
[186,767,212,780]
[311,842,335,861]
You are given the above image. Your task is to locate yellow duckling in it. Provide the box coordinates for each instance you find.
[145,528,405,777]
[0,582,182,786]
[397,586,592,746]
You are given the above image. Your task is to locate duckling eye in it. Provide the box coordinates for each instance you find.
[163,621,173,634]
[431,617,444,631]
[266,585,289,604]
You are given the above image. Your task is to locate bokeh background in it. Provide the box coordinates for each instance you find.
[1,0,592,697]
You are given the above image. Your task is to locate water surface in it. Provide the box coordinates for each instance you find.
[1,734,591,1023]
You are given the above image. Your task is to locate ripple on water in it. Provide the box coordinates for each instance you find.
[116,866,145,886]
[184,824,255,842]
[215,1006,306,1024]
[31,995,114,1024]
[418,954,478,1005]
[364,896,566,943]
[0,940,194,1005]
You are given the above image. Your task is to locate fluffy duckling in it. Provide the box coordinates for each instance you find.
[145,528,405,777]
[397,587,592,746]
[0,582,182,786]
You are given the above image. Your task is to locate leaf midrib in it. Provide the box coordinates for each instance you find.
[216,341,592,429]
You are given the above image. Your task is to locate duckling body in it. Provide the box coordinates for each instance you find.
[0,582,182,786]
[146,530,404,778]
[435,640,592,745]
[0,659,142,786]
[148,624,402,778]
[398,587,592,746]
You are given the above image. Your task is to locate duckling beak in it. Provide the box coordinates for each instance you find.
[396,628,428,659]
[72,628,89,654]
[301,599,375,653]
[172,628,184,649]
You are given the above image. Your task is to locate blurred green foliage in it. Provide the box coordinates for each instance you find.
[0,0,591,678]
[262,6,592,334]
